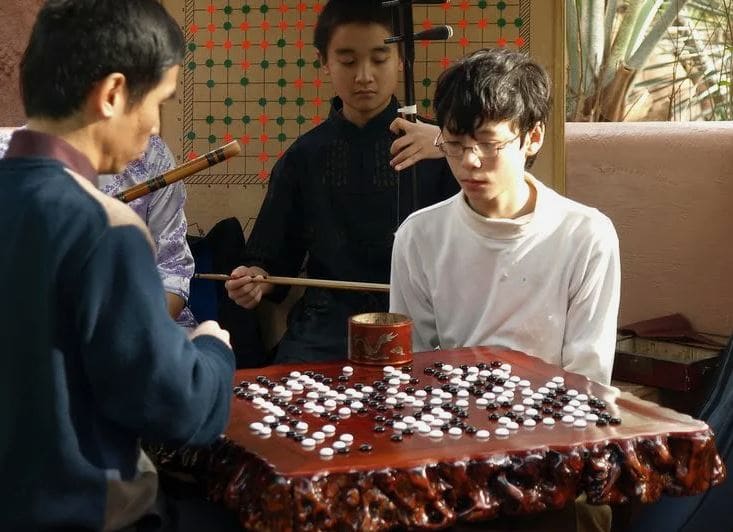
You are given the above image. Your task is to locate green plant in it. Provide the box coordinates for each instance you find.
[566,0,732,121]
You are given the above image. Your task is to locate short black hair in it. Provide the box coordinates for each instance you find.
[434,48,551,168]
[313,0,395,60]
[21,0,184,119]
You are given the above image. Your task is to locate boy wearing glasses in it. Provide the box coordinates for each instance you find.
[390,48,620,387]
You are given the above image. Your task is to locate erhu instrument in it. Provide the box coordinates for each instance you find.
[382,0,453,220]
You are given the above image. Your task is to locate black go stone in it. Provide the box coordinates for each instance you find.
[403,365,413,372]
[293,434,305,442]
[596,419,608,427]
[402,428,414,436]
[359,443,373,452]
[328,414,339,422]
[336,385,346,392]
[322,378,333,385]
[392,413,403,420]
[609,417,622,425]
[552,412,563,420]
[424,368,435,375]
[374,415,386,423]
[304,371,314,377]
[354,383,364,390]
[338,376,349,382]
[434,361,444,368]
[533,414,542,422]
[296,398,307,405]
[515,415,525,423]
[357,408,368,415]
[374,425,386,433]
[410,378,420,385]
[424,385,433,393]
[477,362,488,370]
[405,386,416,394]
[385,419,395,427]
[465,426,477,434]
[489,413,500,421]
[490,360,503,368]
[390,434,403,442]
[337,447,349,454]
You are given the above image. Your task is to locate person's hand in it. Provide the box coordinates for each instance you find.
[389,118,443,171]
[190,320,231,348]
[225,265,272,309]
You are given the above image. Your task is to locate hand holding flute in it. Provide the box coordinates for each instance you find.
[225,266,275,309]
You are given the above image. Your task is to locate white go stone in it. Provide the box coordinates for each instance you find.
[476,398,489,407]
[586,413,599,422]
[388,378,400,386]
[289,371,302,378]
[399,373,411,382]
[340,433,354,443]
[333,441,347,450]
[350,401,364,410]
[492,386,505,393]
[526,408,539,417]
[415,390,427,398]
[338,407,351,418]
[483,392,496,400]
[387,387,399,396]
[312,431,325,442]
[573,419,587,428]
[579,404,591,412]
[542,417,556,426]
[518,379,531,388]
[457,389,470,398]
[552,376,564,384]
[569,399,581,407]
[319,447,334,457]
[430,419,445,428]
[448,427,463,436]
[362,386,374,394]
[421,414,435,423]
[538,387,550,394]
[567,389,579,397]
[429,429,444,439]
[263,415,277,424]
[523,398,535,406]
[259,426,272,437]
[249,422,264,432]
[545,382,558,389]
[276,425,290,435]
[523,419,537,427]
[498,416,511,425]
[561,415,575,423]
[509,375,521,383]
[577,394,589,402]
[521,388,533,397]
[296,422,309,433]
[403,416,416,426]
[504,381,517,389]
[455,399,469,408]
[476,429,491,439]
[393,421,408,432]
[495,427,510,437]
[438,412,452,421]
[324,399,337,410]
[322,424,336,436]
[506,421,519,430]
[342,366,353,374]
[512,404,525,412]
[418,423,431,434]
[441,364,454,372]
[572,410,586,418]
[563,405,575,413]
[301,438,316,448]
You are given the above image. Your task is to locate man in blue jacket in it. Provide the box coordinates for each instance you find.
[0,1,235,530]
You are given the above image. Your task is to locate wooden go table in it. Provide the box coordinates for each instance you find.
[150,346,725,531]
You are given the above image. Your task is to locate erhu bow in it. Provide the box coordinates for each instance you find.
[381,0,452,222]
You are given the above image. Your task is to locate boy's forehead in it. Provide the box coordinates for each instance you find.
[327,22,393,52]
[445,120,517,138]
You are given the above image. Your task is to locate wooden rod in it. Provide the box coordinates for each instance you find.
[115,140,241,203]
[194,273,390,293]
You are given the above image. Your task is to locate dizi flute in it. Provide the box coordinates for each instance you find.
[115,140,241,203]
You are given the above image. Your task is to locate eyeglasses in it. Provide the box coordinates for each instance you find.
[434,133,521,159]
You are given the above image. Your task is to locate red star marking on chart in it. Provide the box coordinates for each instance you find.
[187,151,198,161]
[240,59,251,70]
[260,20,270,31]
[313,2,323,13]
[458,19,468,29]
[205,40,215,50]
[206,4,216,14]
[421,19,433,30]
[295,39,304,49]
[441,2,451,10]
[259,39,270,50]
[515,37,526,47]
[295,20,306,31]
[258,114,269,125]
[440,57,452,69]
[276,151,284,158]
[313,96,323,107]
[459,0,470,10]
[313,78,323,89]
[297,2,307,12]
[223,133,233,143]
[240,134,251,145]
[477,19,489,29]
[258,152,269,163]
[294,78,304,89]
[420,40,430,48]
[459,36,469,48]
[278,20,289,31]
[312,116,322,125]
[223,40,232,50]
[258,169,269,181]
[240,21,250,31]
[207,23,216,33]
[241,40,251,50]
[497,38,507,47]
[278,3,289,14]
[260,133,269,143]
[189,24,199,34]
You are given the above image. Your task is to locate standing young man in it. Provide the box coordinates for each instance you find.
[0,1,235,530]
[390,48,621,386]
[226,0,458,364]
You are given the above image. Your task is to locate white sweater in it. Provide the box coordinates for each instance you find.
[389,175,620,384]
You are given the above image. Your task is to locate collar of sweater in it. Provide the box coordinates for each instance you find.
[328,95,399,139]
[455,173,553,240]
